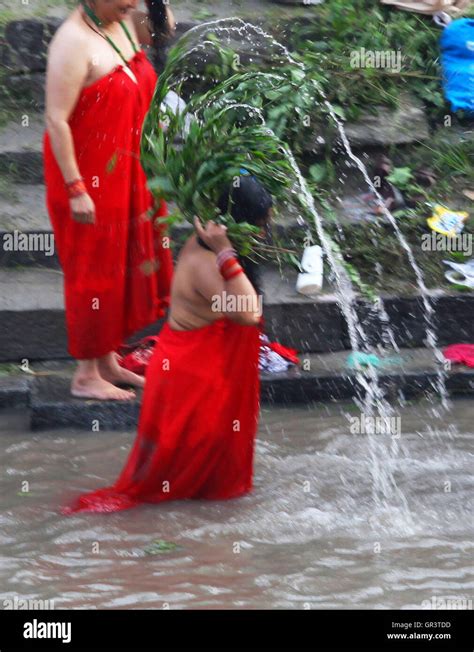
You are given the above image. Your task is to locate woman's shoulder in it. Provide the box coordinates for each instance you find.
[48,10,89,54]
[176,237,216,278]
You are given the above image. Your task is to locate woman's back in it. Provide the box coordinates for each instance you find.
[168,224,262,332]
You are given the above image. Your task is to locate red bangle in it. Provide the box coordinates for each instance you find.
[223,266,244,281]
[66,178,87,199]
[219,257,239,275]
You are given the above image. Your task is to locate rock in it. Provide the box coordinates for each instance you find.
[4,19,61,73]
[0,40,12,68]
[4,72,46,111]
[305,94,430,154]
[343,93,430,147]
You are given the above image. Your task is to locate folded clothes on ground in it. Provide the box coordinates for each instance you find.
[118,331,300,376]
[259,333,300,374]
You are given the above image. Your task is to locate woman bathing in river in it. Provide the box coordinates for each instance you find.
[64,174,273,512]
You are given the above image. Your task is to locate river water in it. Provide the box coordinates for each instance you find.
[0,401,472,609]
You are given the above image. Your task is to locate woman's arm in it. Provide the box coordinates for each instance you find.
[193,218,262,326]
[45,25,95,223]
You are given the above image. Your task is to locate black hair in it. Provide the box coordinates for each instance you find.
[144,0,168,35]
[144,0,173,71]
[217,174,273,228]
[209,174,273,296]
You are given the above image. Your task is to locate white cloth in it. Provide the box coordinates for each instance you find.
[259,334,296,374]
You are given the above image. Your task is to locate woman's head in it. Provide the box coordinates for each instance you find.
[80,0,137,24]
[217,172,273,235]
[215,172,273,296]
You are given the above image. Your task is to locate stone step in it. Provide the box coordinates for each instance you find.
[0,184,49,233]
[0,266,473,361]
[0,348,473,431]
[0,373,30,409]
[0,114,44,184]
[0,178,384,269]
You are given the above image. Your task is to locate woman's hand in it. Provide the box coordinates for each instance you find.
[70,193,95,224]
[193,216,232,254]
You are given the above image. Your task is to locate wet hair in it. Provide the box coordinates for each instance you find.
[144,0,175,73]
[145,0,172,53]
[216,173,273,229]
[215,174,273,296]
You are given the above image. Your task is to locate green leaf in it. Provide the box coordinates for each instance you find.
[387,167,413,188]
[143,539,182,555]
[148,176,174,195]
[331,105,346,120]
[308,163,327,183]
[106,151,118,174]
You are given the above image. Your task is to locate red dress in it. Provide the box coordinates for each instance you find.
[63,318,261,513]
[43,50,173,359]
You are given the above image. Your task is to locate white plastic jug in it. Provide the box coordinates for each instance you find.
[296,245,323,295]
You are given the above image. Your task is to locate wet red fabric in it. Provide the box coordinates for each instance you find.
[63,318,261,514]
[43,50,172,359]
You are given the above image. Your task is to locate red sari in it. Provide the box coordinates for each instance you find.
[43,50,172,359]
[63,318,261,513]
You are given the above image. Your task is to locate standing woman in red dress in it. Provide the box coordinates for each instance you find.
[43,1,175,400]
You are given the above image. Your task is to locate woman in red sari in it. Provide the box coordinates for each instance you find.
[43,1,175,400]
[63,174,271,513]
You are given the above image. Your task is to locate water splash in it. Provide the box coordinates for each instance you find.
[149,16,452,518]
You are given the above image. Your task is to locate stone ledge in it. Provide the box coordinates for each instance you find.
[0,266,473,360]
[18,359,474,431]
[0,374,31,409]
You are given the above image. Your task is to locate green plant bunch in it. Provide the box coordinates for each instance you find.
[282,0,446,123]
[185,59,331,158]
[140,31,385,298]
[140,36,321,257]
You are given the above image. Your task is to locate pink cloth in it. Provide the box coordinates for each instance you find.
[443,344,474,368]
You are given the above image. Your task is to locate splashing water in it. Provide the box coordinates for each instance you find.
[149,17,453,519]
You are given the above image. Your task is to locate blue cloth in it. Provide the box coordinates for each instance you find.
[440,18,474,114]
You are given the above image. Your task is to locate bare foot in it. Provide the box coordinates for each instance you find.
[98,356,145,389]
[71,376,136,401]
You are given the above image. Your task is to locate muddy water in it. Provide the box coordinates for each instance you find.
[0,401,472,609]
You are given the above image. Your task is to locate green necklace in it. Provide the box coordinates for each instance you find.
[80,0,138,67]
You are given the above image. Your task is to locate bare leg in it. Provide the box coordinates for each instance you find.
[71,358,136,401]
[98,351,146,389]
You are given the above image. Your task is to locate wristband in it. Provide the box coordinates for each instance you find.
[66,178,87,199]
[216,247,237,269]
